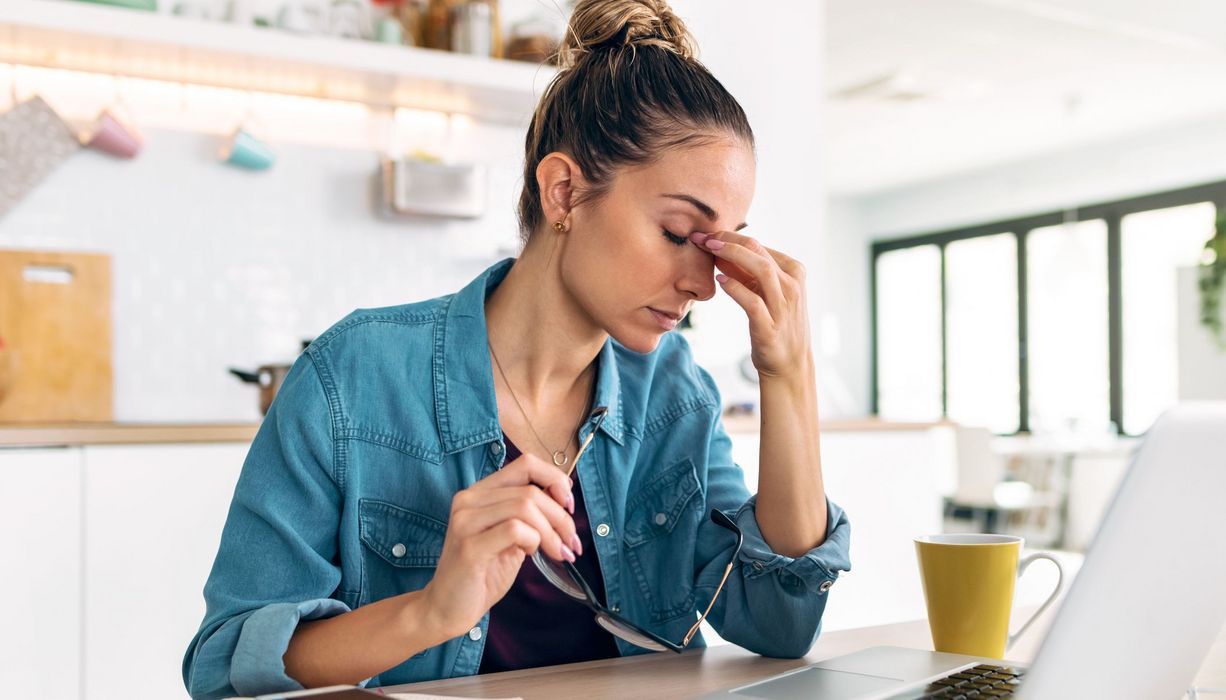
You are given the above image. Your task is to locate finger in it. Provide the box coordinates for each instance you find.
[451,486,580,558]
[716,273,772,327]
[697,230,803,282]
[713,255,756,290]
[471,452,572,509]
[463,518,541,563]
[454,495,576,562]
[763,246,805,281]
[697,236,786,312]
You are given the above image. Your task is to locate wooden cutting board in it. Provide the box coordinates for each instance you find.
[0,249,113,422]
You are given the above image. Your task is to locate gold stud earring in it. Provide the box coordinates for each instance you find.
[553,220,567,232]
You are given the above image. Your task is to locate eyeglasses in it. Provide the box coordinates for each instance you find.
[530,406,746,653]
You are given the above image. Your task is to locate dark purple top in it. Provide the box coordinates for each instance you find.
[477,434,621,673]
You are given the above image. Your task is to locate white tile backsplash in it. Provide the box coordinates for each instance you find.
[1,124,522,422]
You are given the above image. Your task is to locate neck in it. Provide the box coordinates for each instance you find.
[484,236,607,403]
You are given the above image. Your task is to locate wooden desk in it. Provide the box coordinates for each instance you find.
[386,613,1226,699]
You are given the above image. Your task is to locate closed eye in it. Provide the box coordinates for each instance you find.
[662,230,688,246]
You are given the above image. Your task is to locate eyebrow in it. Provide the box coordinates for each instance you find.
[661,193,748,231]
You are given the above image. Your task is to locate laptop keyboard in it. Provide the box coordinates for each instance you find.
[885,663,1027,699]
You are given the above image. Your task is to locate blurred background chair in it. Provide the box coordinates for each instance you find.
[944,426,1067,548]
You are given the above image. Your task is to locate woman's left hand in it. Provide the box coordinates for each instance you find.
[688,231,813,380]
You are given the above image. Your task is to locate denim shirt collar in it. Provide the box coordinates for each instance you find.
[435,258,626,455]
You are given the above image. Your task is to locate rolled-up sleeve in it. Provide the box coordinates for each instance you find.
[692,369,852,659]
[182,351,371,699]
[733,493,850,595]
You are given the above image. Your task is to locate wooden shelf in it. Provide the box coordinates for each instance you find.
[0,0,557,124]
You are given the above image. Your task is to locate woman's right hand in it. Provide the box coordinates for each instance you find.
[419,452,581,639]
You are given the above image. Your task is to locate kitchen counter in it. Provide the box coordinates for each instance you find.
[0,422,260,447]
[0,416,949,448]
[721,414,952,433]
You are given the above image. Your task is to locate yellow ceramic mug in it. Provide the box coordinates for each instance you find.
[915,534,1064,659]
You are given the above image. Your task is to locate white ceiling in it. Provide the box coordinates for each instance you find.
[824,0,1226,195]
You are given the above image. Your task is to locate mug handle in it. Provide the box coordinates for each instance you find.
[1006,552,1065,649]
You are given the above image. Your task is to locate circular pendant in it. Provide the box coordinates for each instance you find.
[552,450,569,467]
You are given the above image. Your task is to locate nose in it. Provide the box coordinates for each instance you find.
[678,254,717,301]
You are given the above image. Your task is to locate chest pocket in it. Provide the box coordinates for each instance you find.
[358,498,447,612]
[623,458,704,623]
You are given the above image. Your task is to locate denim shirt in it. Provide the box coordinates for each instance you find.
[182,259,852,700]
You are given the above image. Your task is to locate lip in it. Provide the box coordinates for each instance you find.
[648,307,683,331]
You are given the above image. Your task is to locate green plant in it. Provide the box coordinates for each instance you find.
[1199,210,1226,350]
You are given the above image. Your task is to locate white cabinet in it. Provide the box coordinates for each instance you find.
[0,442,249,700]
[82,443,248,700]
[0,447,83,700]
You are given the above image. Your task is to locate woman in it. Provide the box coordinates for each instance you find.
[182,1,850,697]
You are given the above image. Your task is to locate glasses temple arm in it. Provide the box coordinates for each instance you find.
[683,559,735,646]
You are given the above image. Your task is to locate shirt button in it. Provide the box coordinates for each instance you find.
[595,523,610,537]
[468,626,482,641]
[819,579,834,593]
[490,442,504,456]
[654,512,667,526]
[391,543,407,558]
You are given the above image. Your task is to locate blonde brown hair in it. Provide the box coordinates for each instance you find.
[516,0,754,241]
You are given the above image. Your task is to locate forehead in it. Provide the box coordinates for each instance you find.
[615,138,756,225]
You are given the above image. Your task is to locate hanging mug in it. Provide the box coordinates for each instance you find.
[80,110,142,158]
[220,127,275,170]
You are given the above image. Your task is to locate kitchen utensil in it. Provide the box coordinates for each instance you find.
[0,97,82,218]
[0,250,113,423]
[80,109,143,158]
[228,365,290,416]
[229,340,313,415]
[0,335,16,408]
[450,1,492,56]
[220,127,275,170]
[375,16,403,44]
[381,157,487,218]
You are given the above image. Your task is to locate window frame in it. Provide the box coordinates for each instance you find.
[870,179,1226,436]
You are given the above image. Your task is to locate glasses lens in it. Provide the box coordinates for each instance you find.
[594,612,669,652]
[531,549,587,600]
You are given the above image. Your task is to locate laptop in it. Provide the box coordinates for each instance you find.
[700,402,1226,700]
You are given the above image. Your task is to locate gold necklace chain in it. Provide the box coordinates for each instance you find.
[488,340,590,467]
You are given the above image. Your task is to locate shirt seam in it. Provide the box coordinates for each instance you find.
[307,349,346,492]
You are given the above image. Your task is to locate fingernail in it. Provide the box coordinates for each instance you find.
[570,533,583,556]
[716,273,729,284]
[567,494,575,515]
[689,232,709,244]
[705,238,725,251]
[561,545,576,563]
[569,477,574,489]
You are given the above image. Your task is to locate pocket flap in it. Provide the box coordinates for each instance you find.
[624,458,701,547]
[358,498,447,567]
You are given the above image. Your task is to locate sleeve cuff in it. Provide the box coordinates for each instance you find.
[732,495,852,596]
[230,598,372,696]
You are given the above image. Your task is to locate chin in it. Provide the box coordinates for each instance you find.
[607,325,665,355]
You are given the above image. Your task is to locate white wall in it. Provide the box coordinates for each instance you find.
[0,0,832,422]
[1178,266,1226,401]
[857,113,1226,241]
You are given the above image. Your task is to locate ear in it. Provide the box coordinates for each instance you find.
[535,152,584,228]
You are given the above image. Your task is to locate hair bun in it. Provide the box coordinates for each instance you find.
[557,0,696,69]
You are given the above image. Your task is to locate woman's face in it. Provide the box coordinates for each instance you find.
[560,136,756,354]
